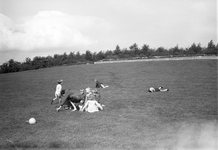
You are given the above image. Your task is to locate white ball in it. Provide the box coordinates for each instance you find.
[29,117,36,124]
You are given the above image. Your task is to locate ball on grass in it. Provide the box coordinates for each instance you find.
[28,117,36,124]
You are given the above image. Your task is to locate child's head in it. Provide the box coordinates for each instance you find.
[57,79,63,84]
[85,87,91,93]
[80,89,85,94]
[158,86,163,89]
[61,89,65,96]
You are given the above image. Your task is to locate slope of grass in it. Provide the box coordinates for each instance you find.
[0,59,217,150]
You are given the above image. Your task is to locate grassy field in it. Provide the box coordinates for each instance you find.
[0,59,217,150]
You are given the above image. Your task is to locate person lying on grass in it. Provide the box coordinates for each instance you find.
[51,79,63,104]
[56,89,86,112]
[94,79,109,88]
[148,86,169,93]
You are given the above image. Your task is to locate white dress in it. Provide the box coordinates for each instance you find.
[85,100,101,113]
[55,84,62,97]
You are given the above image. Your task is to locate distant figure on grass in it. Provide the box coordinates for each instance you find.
[148,86,169,93]
[56,89,86,112]
[94,79,109,88]
[51,80,63,104]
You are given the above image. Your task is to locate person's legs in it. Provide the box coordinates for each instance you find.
[78,104,83,111]
[51,94,58,104]
[56,94,70,111]
[69,101,77,111]
[58,95,62,104]
[101,84,109,88]
[57,95,81,112]
[160,88,169,92]
[100,84,104,88]
[53,95,57,100]
[159,86,169,92]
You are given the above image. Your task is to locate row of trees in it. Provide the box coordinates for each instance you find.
[0,40,217,74]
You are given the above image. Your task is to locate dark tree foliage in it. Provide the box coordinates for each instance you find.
[114,45,122,56]
[141,44,150,58]
[129,43,140,57]
[0,59,21,73]
[154,47,169,56]
[85,50,93,61]
[186,43,202,55]
[95,51,106,60]
[203,40,217,55]
[0,40,217,74]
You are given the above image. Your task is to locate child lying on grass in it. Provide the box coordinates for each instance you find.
[56,89,85,112]
[94,79,109,88]
[148,86,169,93]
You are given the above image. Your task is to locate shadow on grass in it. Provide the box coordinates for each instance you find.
[49,140,95,149]
[1,140,71,149]
[0,140,38,149]
[48,141,70,148]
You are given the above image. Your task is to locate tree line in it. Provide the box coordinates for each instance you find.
[0,40,217,74]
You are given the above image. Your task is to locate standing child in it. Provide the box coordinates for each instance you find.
[51,79,63,104]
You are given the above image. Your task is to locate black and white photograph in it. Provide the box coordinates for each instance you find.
[0,0,217,149]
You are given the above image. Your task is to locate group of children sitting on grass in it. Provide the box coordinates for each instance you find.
[51,78,169,113]
[51,79,108,113]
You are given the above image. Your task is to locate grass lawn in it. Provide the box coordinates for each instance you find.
[0,59,217,150]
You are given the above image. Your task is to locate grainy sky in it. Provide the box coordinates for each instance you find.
[0,0,217,64]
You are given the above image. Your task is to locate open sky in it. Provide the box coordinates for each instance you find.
[0,0,217,64]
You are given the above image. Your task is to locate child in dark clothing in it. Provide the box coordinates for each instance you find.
[56,89,85,112]
[94,79,109,88]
